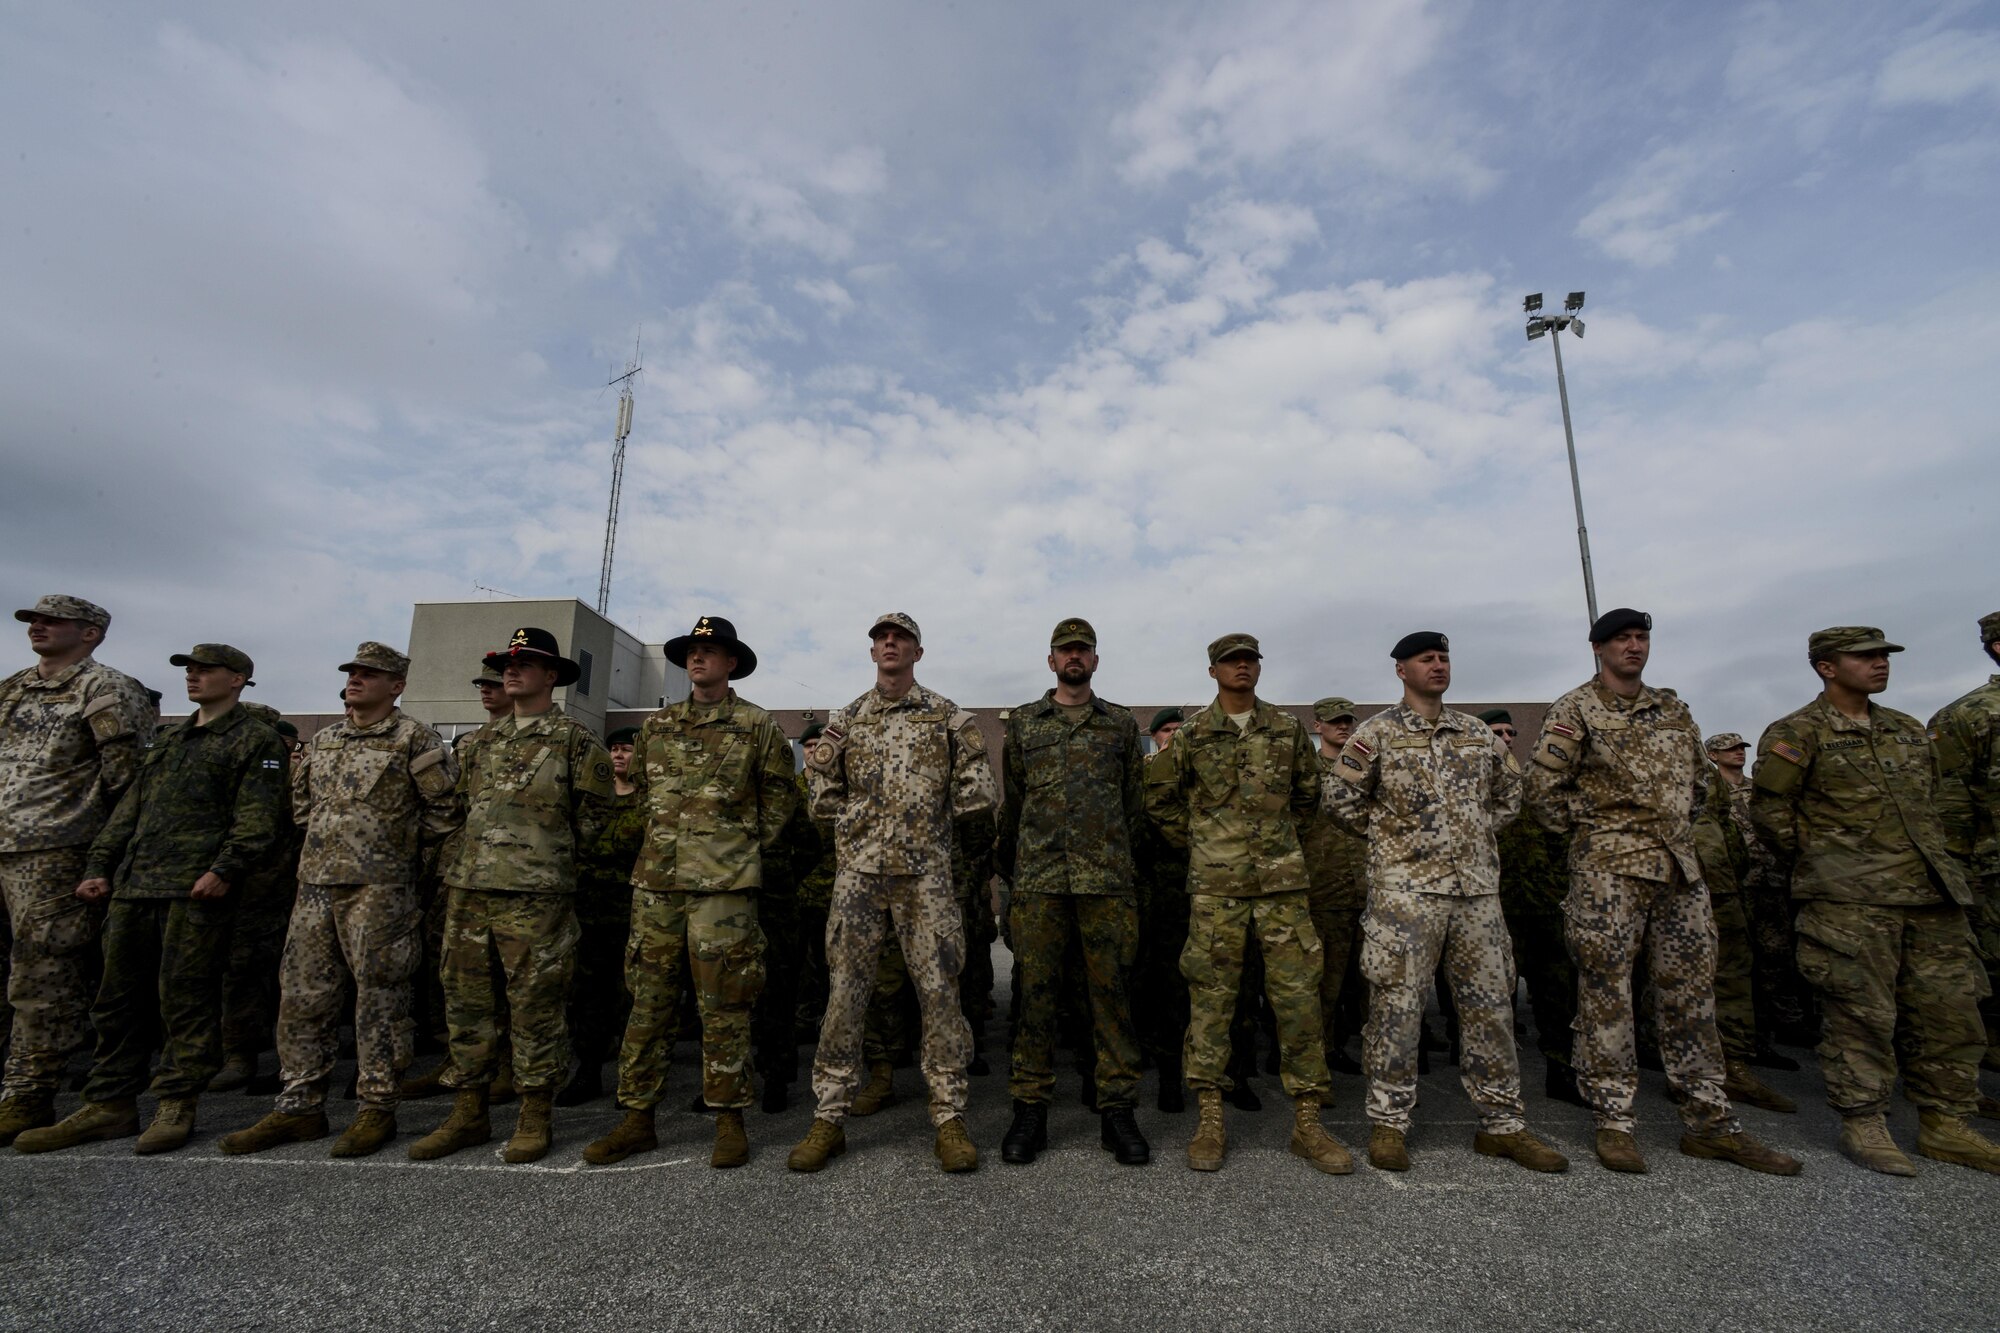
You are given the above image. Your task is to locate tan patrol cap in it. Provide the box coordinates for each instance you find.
[1051,617,1096,648]
[338,641,411,677]
[15,594,110,630]
[1808,626,1904,661]
[170,643,255,683]
[1207,632,1261,664]
[869,612,921,645]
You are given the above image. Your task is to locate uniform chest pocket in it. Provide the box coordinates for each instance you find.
[1021,733,1064,788]
[335,748,399,806]
[1188,737,1237,809]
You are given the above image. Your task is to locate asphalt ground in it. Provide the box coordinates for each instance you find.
[3,944,1999,1333]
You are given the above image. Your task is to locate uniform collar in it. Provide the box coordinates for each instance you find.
[1029,689,1104,717]
[23,657,92,689]
[1386,701,1461,733]
[866,683,931,713]
[1812,694,1883,733]
[1197,697,1277,733]
[683,689,738,722]
[1589,678,1661,713]
[189,702,247,735]
[505,703,567,735]
[342,708,402,737]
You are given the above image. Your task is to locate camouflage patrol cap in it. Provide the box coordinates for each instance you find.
[1704,732,1748,753]
[1313,697,1357,722]
[1051,617,1097,648]
[869,611,921,645]
[1147,707,1184,734]
[170,644,255,682]
[1807,626,1904,661]
[337,641,411,677]
[14,594,111,630]
[1207,633,1261,664]
[472,664,505,689]
[1980,612,2000,645]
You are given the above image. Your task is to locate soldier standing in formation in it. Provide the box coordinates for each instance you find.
[411,628,612,1164]
[790,612,996,1173]
[0,597,152,1145]
[995,618,1149,1167]
[20,645,288,1155]
[1134,707,1191,1111]
[220,642,457,1158]
[585,617,793,1169]
[1706,733,1811,1062]
[1300,696,1367,1077]
[1144,633,1350,1175]
[1326,632,1566,1173]
[1525,609,1798,1176]
[560,724,643,1107]
[1752,626,2000,1175]
[1929,612,2000,1083]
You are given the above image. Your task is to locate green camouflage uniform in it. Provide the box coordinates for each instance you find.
[997,692,1146,1109]
[1722,776,1811,1043]
[1692,774,1757,1065]
[218,702,304,1067]
[570,787,643,1083]
[441,705,612,1092]
[1496,817,1574,1067]
[1299,750,1368,1058]
[0,650,151,1100]
[1753,692,1984,1118]
[617,691,793,1111]
[791,769,837,1036]
[1928,647,2000,1057]
[1144,698,1330,1098]
[80,702,288,1101]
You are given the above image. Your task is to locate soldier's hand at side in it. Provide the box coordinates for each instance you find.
[75,877,111,903]
[190,871,231,900]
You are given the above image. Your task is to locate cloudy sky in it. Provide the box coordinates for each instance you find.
[4,1,1995,738]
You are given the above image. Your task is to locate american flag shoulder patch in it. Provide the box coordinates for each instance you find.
[1769,740,1806,765]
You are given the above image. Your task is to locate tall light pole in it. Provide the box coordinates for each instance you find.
[1525,291,1597,626]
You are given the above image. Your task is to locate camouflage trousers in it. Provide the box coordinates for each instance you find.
[0,846,99,1099]
[1362,889,1526,1134]
[1971,875,2000,1052]
[441,888,579,1093]
[961,884,998,1048]
[1008,893,1141,1108]
[221,880,294,1059]
[793,898,830,1039]
[84,895,234,1102]
[813,869,970,1127]
[1793,900,1986,1118]
[751,891,801,1086]
[863,931,914,1065]
[1306,893,1362,1057]
[569,886,633,1073]
[274,882,421,1113]
[1743,869,1810,1040]
[1710,889,1757,1066]
[1133,883,1190,1067]
[1503,909,1576,1064]
[1181,891,1330,1098]
[1564,868,1737,1136]
[617,889,765,1112]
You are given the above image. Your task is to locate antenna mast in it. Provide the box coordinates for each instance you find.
[597,336,642,616]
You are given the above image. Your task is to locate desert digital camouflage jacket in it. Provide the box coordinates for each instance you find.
[1750,695,1968,907]
[806,683,996,877]
[0,655,153,853]
[83,702,288,898]
[447,704,613,895]
[1143,698,1318,898]
[1324,703,1521,897]
[1525,679,1707,884]
[629,690,795,894]
[996,691,1146,896]
[1930,675,2000,877]
[294,708,459,886]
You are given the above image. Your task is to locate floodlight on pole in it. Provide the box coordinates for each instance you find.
[1524,293,1543,313]
[1523,291,1598,626]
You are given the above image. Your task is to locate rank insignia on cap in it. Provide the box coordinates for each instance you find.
[1549,723,1579,739]
[1769,740,1806,765]
[510,628,530,648]
[694,618,714,636]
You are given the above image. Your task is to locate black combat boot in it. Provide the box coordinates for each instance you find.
[1100,1106,1150,1166]
[1001,1099,1049,1165]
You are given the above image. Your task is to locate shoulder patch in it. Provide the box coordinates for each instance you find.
[1548,722,1579,740]
[1768,740,1806,766]
[1339,753,1366,773]
[81,693,119,718]
[410,748,445,774]
[1348,737,1375,758]
[948,708,977,732]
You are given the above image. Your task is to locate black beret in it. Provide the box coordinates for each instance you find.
[1476,708,1512,726]
[1391,631,1449,661]
[1589,607,1652,643]
[605,726,640,746]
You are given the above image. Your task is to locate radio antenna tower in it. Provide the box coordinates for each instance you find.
[597,336,642,616]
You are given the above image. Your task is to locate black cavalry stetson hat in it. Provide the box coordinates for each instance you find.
[663,615,758,679]
[483,627,582,687]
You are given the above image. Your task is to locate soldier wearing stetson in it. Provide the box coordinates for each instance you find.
[584,616,794,1169]
[1526,608,1799,1177]
[222,642,460,1159]
[409,628,613,1165]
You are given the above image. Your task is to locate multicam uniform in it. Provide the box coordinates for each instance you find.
[1325,704,1526,1136]
[570,787,643,1085]
[1299,751,1368,1060]
[805,683,997,1126]
[1929,652,2000,1059]
[1691,775,1757,1066]
[277,708,458,1114]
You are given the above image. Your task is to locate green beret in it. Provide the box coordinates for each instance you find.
[800,719,825,742]
[1476,708,1512,726]
[1147,707,1184,734]
[605,726,639,746]
[273,719,299,739]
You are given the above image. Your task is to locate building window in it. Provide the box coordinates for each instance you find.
[576,649,594,697]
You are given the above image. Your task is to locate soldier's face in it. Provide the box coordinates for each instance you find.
[24,614,90,657]
[476,682,509,715]
[502,660,559,698]
[1396,649,1451,696]
[1315,718,1354,748]
[1822,649,1891,695]
[609,742,633,777]
[1712,744,1747,773]
[184,663,243,705]
[870,627,921,672]
[684,643,737,686]
[1151,721,1182,749]
[1209,652,1260,692]
[344,666,404,711]
[1598,629,1650,677]
[1048,642,1097,684]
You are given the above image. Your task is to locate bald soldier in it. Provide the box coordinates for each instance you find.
[1928,612,2000,1084]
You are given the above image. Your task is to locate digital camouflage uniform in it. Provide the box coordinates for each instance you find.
[80,700,288,1102]
[441,705,612,1092]
[1692,774,1757,1065]
[997,691,1146,1109]
[1928,629,2000,1060]
[1325,704,1526,1135]
[1144,699,1330,1098]
[1299,750,1368,1060]
[1753,693,1985,1118]
[1496,817,1575,1069]
[0,640,151,1104]
[805,682,997,1127]
[1526,680,1740,1138]
[277,700,458,1113]
[570,787,643,1085]
[616,691,793,1112]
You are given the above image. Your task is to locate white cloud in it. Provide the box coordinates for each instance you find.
[794,277,857,316]
[1575,144,1729,267]
[1876,27,2000,106]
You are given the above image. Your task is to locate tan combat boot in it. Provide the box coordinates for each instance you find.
[1368,1124,1410,1171]
[1679,1129,1802,1175]
[935,1116,978,1172]
[1289,1095,1354,1175]
[206,1053,255,1092]
[1917,1110,2000,1174]
[787,1117,846,1172]
[585,1109,659,1165]
[849,1061,896,1116]
[712,1109,749,1169]
[1724,1061,1797,1114]
[220,1109,330,1156]
[502,1090,554,1163]
[1593,1128,1647,1174]
[408,1087,491,1161]
[1475,1128,1570,1173]
[134,1098,198,1155]
[0,1093,55,1147]
[1838,1113,1916,1176]
[13,1099,138,1154]
[1186,1089,1226,1171]
[330,1106,397,1158]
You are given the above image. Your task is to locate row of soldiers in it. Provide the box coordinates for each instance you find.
[2,594,1997,1180]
